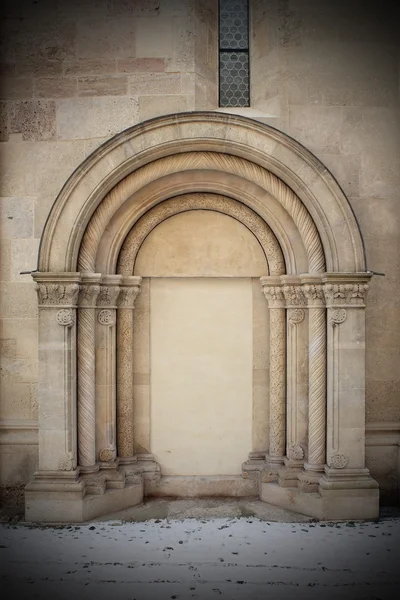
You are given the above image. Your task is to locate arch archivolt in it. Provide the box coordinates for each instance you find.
[117,193,285,277]
[29,114,377,523]
[77,152,325,275]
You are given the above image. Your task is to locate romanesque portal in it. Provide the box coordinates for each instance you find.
[25,113,379,522]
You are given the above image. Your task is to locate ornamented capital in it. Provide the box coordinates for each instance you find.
[283,284,306,308]
[35,282,81,306]
[118,285,141,309]
[79,283,101,307]
[322,273,372,307]
[302,283,325,307]
[261,278,285,308]
[97,284,121,307]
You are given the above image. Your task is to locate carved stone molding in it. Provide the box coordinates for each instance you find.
[79,152,324,274]
[98,309,115,326]
[118,193,285,276]
[56,309,75,327]
[36,282,80,306]
[323,274,371,307]
[329,308,347,325]
[260,278,285,309]
[302,282,325,308]
[288,308,305,325]
[97,286,121,308]
[99,448,116,463]
[329,453,348,469]
[282,283,306,307]
[287,444,304,461]
[78,280,101,308]
[118,278,142,309]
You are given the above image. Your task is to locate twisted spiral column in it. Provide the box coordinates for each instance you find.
[301,279,326,482]
[77,275,101,471]
[116,277,142,463]
[261,277,286,473]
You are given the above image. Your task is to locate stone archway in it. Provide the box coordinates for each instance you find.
[26,112,378,523]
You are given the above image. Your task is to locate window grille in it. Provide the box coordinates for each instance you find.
[219,0,250,107]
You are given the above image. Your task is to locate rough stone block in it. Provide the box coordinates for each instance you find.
[56,97,139,140]
[117,58,166,73]
[63,58,117,76]
[11,238,40,281]
[138,94,188,121]
[76,18,136,59]
[34,77,78,99]
[78,75,128,96]
[0,78,33,100]
[135,17,173,58]
[129,72,182,95]
[9,100,56,141]
[106,0,161,16]
[0,241,11,281]
[0,197,34,239]
[289,105,342,154]
[16,60,63,78]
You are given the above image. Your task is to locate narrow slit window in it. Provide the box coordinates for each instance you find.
[219,0,250,107]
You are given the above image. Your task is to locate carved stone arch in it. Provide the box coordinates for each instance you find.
[38,112,366,273]
[117,193,285,277]
[77,152,324,275]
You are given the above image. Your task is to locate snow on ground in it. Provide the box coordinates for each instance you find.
[1,515,400,600]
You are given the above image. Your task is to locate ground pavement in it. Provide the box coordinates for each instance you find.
[1,498,399,600]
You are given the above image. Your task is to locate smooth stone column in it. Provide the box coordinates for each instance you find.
[260,276,286,481]
[298,276,326,492]
[116,276,142,466]
[95,275,122,466]
[279,277,308,487]
[77,274,102,474]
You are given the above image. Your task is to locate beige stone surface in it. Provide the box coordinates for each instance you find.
[150,278,253,476]
[134,210,268,277]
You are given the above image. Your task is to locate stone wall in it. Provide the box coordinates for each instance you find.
[0,0,399,501]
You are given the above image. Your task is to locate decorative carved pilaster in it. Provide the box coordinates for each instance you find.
[261,277,286,477]
[279,279,307,487]
[77,275,101,471]
[301,278,326,485]
[33,273,81,474]
[96,275,122,464]
[322,273,371,479]
[117,276,142,464]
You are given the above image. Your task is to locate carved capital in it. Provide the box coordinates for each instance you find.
[283,284,306,307]
[261,278,285,308]
[97,285,121,307]
[118,285,141,309]
[322,274,372,307]
[79,282,101,307]
[302,283,325,307]
[35,282,80,306]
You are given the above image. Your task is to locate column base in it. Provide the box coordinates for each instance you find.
[242,451,266,480]
[262,454,285,482]
[297,463,325,492]
[261,472,379,521]
[24,469,144,523]
[278,457,304,488]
